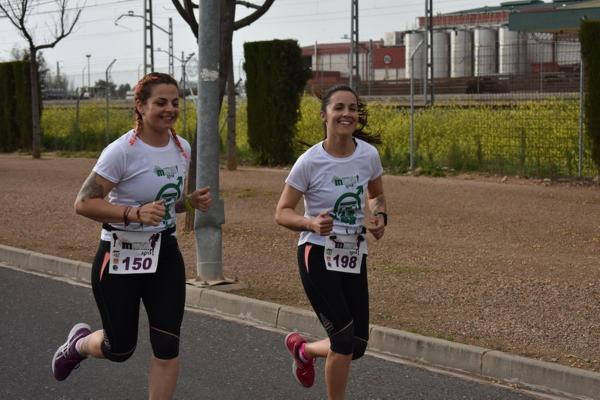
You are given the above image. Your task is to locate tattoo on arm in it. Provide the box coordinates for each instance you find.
[77,173,106,203]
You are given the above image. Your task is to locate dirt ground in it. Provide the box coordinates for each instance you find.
[2,154,600,373]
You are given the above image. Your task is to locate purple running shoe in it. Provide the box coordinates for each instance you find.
[52,323,91,381]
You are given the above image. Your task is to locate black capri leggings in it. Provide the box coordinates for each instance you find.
[91,231,186,362]
[297,243,369,359]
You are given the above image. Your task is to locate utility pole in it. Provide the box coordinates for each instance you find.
[144,0,154,73]
[425,0,434,105]
[195,0,226,284]
[168,17,174,76]
[350,0,359,90]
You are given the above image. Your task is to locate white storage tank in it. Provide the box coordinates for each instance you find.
[405,31,425,79]
[499,26,527,74]
[451,29,473,78]
[474,27,497,76]
[432,31,450,78]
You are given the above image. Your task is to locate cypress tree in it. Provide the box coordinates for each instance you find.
[244,39,310,165]
[581,20,600,169]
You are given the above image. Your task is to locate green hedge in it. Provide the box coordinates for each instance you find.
[243,39,309,165]
[581,20,600,170]
[0,61,32,152]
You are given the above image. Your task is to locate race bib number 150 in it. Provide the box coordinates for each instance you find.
[109,231,162,274]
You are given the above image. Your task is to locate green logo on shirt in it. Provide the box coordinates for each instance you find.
[156,176,183,226]
[331,185,363,225]
[332,175,359,188]
[155,165,179,179]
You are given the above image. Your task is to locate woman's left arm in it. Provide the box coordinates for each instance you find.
[175,186,212,213]
[367,176,386,240]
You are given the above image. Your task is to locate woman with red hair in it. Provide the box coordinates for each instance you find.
[51,72,211,399]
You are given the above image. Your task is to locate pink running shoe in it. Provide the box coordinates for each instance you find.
[284,332,315,388]
[52,323,91,381]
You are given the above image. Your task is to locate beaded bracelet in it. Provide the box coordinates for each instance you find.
[123,206,132,226]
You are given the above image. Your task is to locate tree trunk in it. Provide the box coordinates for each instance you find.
[184,126,197,231]
[219,0,236,110]
[226,46,237,171]
[30,48,41,159]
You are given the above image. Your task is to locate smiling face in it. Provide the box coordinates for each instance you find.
[320,89,358,139]
[136,83,179,134]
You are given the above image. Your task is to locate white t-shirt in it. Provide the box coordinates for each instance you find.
[285,138,384,247]
[93,129,191,241]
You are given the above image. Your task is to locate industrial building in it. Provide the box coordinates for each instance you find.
[302,0,600,95]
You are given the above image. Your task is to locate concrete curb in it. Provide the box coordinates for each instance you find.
[0,243,597,400]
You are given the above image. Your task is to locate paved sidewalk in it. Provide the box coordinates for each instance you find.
[1,243,598,400]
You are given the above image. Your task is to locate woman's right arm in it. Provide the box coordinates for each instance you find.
[275,184,332,235]
[74,172,166,226]
[74,171,123,223]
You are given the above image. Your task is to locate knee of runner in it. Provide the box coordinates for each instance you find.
[149,327,180,360]
[100,335,136,362]
[352,337,368,360]
[329,322,355,356]
[102,346,136,363]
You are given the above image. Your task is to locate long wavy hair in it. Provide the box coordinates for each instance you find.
[320,84,381,145]
[129,72,188,159]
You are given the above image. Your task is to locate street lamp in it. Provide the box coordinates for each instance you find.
[115,12,173,76]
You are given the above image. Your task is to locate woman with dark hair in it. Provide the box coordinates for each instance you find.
[275,85,387,399]
[51,72,211,399]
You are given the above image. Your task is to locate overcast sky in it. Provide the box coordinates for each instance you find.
[0,0,496,87]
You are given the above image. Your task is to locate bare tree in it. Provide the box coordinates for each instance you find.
[0,0,83,158]
[172,0,275,230]
[172,0,274,105]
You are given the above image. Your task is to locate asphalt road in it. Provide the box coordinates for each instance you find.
[0,266,542,400]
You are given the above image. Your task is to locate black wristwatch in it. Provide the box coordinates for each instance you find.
[374,212,388,226]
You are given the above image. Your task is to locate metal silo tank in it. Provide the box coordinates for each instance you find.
[451,29,473,78]
[474,27,497,76]
[433,31,449,78]
[499,26,526,74]
[405,31,425,79]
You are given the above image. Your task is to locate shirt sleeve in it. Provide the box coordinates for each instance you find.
[92,141,125,184]
[370,146,384,180]
[285,154,310,193]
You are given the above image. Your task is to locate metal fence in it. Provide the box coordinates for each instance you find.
[308,36,594,178]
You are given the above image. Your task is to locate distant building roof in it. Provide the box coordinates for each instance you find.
[418,0,600,30]
[444,0,586,15]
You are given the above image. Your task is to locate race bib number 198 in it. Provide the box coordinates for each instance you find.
[109,231,161,274]
[324,234,365,274]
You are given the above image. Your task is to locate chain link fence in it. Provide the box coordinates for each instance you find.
[308,34,594,178]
